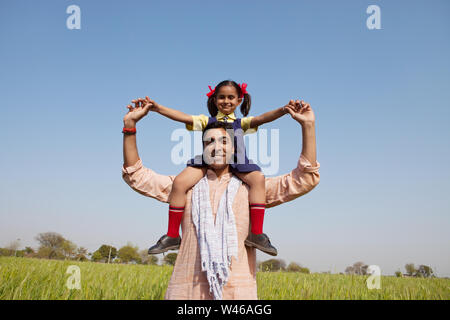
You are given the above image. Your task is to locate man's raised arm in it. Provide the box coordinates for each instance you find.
[122,98,174,203]
[265,100,320,208]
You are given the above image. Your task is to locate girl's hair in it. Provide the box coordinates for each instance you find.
[207,79,252,117]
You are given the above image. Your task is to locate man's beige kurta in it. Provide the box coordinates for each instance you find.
[122,153,320,300]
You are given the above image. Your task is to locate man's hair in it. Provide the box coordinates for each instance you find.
[202,121,235,147]
[203,120,234,134]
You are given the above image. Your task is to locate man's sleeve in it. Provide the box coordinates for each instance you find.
[265,154,320,208]
[185,114,209,131]
[241,117,258,135]
[122,158,175,203]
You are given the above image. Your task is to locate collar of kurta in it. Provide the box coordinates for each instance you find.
[216,111,236,122]
[206,169,233,182]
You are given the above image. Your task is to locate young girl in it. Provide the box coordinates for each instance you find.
[133,80,290,256]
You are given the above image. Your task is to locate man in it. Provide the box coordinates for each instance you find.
[122,98,320,299]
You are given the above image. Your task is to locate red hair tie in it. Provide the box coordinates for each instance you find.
[239,83,248,98]
[206,85,216,97]
[205,83,248,98]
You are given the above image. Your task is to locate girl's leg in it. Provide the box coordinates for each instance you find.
[235,170,277,256]
[166,166,207,238]
[235,171,266,234]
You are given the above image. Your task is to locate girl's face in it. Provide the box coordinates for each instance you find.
[214,85,243,115]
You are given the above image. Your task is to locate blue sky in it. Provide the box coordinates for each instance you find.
[1,0,449,277]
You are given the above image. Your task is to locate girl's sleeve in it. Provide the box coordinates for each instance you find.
[185,114,209,131]
[265,154,320,208]
[241,117,258,135]
[122,158,175,203]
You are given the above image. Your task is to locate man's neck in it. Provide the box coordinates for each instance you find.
[212,165,231,179]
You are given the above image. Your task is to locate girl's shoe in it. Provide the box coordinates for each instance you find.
[148,234,181,255]
[244,232,278,256]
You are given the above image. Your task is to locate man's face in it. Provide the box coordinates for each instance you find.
[202,127,234,170]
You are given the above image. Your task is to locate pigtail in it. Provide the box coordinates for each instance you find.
[207,95,218,117]
[240,93,251,117]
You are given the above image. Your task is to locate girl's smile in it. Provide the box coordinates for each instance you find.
[214,85,243,115]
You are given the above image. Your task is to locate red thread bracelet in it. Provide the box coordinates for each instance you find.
[122,127,136,134]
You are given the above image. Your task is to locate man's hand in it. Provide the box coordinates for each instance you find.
[285,99,315,125]
[123,97,152,127]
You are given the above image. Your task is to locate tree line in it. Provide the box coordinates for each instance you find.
[0,232,177,266]
[344,261,435,278]
[0,233,437,276]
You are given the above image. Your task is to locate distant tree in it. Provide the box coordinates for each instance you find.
[24,247,35,255]
[37,246,64,259]
[395,270,403,278]
[91,245,117,263]
[345,266,355,275]
[35,232,66,259]
[299,267,310,274]
[416,265,434,278]
[35,232,65,249]
[61,240,77,260]
[118,243,141,264]
[91,251,104,262]
[352,262,368,275]
[12,247,35,258]
[287,262,302,272]
[405,263,416,276]
[286,262,310,273]
[148,255,158,265]
[163,253,178,266]
[139,250,158,265]
[259,259,286,272]
[0,248,13,256]
[361,265,369,275]
[75,247,88,261]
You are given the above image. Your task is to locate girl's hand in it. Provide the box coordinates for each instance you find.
[143,96,161,112]
[285,99,315,125]
[123,97,152,126]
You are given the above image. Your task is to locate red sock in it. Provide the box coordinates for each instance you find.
[167,206,184,238]
[250,203,265,234]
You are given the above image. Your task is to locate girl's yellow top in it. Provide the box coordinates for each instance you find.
[185,111,258,135]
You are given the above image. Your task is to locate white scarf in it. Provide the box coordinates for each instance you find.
[191,174,241,300]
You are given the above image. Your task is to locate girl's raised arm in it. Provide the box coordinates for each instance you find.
[142,96,193,126]
[249,106,286,128]
[249,100,300,128]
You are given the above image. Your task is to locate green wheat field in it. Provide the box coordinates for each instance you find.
[1,257,449,300]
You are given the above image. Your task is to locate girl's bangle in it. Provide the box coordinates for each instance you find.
[122,127,136,135]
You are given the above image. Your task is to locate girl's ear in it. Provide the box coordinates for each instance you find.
[238,97,243,104]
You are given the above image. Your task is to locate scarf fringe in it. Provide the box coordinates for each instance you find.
[192,175,241,300]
